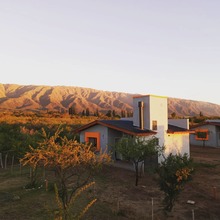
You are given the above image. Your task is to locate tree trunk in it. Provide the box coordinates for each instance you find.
[135,162,139,186]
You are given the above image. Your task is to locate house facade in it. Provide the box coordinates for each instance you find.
[74,95,191,164]
[190,120,220,148]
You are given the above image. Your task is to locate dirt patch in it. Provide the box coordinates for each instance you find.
[91,145,220,219]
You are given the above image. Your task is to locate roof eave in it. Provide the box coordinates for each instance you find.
[73,120,99,133]
[98,121,157,136]
[167,130,195,134]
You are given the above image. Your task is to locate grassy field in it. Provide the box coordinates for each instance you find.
[0,145,220,220]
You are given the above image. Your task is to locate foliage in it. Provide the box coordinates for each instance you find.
[54,182,97,220]
[0,122,81,163]
[0,122,42,161]
[20,128,111,218]
[171,112,176,118]
[115,136,163,186]
[156,153,194,212]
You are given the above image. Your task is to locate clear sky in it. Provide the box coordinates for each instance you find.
[0,0,220,105]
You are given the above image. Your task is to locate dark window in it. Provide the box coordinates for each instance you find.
[88,137,97,147]
[195,130,208,140]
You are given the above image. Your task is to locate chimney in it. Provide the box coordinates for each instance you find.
[138,101,144,130]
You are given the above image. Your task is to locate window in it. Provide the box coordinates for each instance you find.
[85,132,100,151]
[88,137,97,148]
[195,130,209,141]
[152,120,157,130]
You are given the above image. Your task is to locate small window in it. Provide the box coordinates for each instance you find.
[152,120,157,130]
[85,132,100,151]
[195,130,209,141]
[88,137,97,148]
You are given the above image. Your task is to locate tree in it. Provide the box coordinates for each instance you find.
[81,110,85,116]
[199,111,203,117]
[115,136,162,186]
[20,128,111,219]
[0,123,41,163]
[127,111,133,118]
[96,108,100,117]
[105,110,112,117]
[156,153,194,212]
[121,110,126,118]
[112,110,116,117]
[86,108,90,116]
[69,106,76,115]
[171,112,176,119]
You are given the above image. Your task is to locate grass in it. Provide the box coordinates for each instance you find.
[0,165,118,220]
[0,166,54,220]
[1,146,220,219]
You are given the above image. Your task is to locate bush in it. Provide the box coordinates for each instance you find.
[156,153,194,212]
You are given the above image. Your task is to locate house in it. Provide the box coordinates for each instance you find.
[190,120,220,148]
[74,94,191,166]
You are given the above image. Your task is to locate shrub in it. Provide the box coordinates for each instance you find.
[156,153,194,212]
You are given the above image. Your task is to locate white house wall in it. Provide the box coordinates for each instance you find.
[160,133,190,162]
[168,119,189,129]
[133,95,168,132]
[149,96,168,131]
[133,96,150,129]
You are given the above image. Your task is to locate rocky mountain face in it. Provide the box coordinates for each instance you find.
[0,84,220,117]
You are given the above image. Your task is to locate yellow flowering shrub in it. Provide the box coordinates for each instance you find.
[20,127,111,219]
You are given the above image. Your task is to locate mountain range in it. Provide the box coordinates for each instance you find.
[0,84,220,117]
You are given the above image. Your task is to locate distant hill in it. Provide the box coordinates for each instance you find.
[0,83,220,117]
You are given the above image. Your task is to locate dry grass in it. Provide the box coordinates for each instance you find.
[0,145,220,219]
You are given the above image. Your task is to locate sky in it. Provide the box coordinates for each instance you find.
[0,0,220,105]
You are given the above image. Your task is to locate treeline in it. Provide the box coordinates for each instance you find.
[169,111,220,126]
[68,106,133,118]
[0,122,79,166]
[0,108,129,164]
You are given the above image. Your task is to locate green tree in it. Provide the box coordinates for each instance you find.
[115,136,162,186]
[0,123,41,161]
[156,153,194,212]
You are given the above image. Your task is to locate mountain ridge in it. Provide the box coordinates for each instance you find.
[0,83,220,117]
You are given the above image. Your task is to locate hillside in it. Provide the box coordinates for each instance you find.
[0,84,220,117]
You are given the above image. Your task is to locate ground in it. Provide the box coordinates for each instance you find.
[0,145,220,220]
[92,145,220,219]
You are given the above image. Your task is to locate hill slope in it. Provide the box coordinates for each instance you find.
[0,84,220,117]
